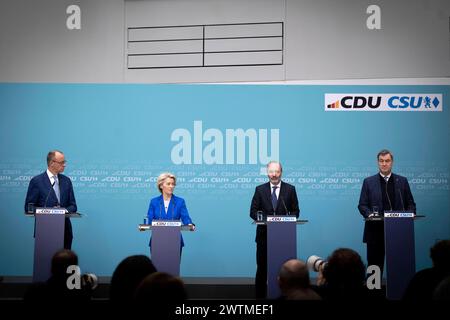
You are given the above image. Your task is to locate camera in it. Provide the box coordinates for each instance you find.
[81,273,98,290]
[307,255,327,272]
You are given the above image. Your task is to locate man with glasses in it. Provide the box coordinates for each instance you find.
[358,149,416,276]
[250,161,300,299]
[25,150,77,249]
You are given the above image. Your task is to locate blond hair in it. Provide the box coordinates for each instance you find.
[156,172,177,193]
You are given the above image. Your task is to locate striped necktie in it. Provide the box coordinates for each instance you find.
[53,175,60,204]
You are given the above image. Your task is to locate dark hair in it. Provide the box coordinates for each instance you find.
[430,240,450,271]
[134,272,187,301]
[51,249,78,277]
[323,248,366,289]
[110,255,157,301]
[377,149,393,161]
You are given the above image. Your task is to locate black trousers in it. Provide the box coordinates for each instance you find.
[367,241,385,277]
[64,218,73,250]
[255,240,267,299]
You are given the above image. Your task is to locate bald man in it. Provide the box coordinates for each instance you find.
[278,259,321,300]
[25,150,77,249]
[250,161,300,298]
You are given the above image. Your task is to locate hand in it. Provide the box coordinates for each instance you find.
[188,224,196,231]
[316,265,326,286]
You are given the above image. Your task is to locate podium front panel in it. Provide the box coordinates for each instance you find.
[384,216,415,300]
[267,221,297,299]
[151,225,181,276]
[33,214,65,282]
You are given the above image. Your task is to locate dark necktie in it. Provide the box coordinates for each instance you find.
[271,186,278,211]
[384,176,392,210]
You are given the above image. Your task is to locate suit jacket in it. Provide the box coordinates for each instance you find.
[250,181,300,243]
[24,171,77,239]
[358,173,416,243]
[147,194,193,247]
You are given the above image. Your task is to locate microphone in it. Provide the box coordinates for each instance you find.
[398,188,405,211]
[384,180,393,211]
[281,197,290,216]
[44,181,55,208]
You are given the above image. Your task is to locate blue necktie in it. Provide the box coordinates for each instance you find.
[271,186,278,211]
[53,175,60,204]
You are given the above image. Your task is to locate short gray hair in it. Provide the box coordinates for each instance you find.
[156,172,176,193]
[266,161,282,172]
[47,150,64,166]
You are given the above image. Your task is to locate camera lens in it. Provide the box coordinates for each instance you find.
[307,255,326,272]
[81,273,98,290]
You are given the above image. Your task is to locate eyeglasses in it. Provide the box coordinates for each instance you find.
[53,160,67,164]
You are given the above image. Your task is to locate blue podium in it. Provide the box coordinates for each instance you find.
[384,212,424,300]
[27,208,81,282]
[255,216,308,299]
[139,221,193,276]
[366,212,424,300]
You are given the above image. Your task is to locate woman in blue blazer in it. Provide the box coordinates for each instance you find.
[147,172,195,249]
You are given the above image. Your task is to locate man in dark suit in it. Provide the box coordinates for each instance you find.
[250,161,300,299]
[25,150,77,249]
[358,149,416,276]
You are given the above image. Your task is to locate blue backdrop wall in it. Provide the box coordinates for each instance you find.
[0,83,448,277]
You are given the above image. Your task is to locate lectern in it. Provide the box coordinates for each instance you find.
[255,216,308,299]
[366,212,424,300]
[27,208,81,282]
[385,212,424,300]
[138,221,193,276]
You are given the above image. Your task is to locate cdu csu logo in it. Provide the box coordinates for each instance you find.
[342,96,381,109]
[387,95,441,109]
[325,94,442,112]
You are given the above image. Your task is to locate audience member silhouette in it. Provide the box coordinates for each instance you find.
[109,255,157,302]
[278,259,321,300]
[433,276,450,300]
[134,271,187,302]
[24,249,91,301]
[403,239,450,300]
[30,244,450,303]
[314,248,368,300]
